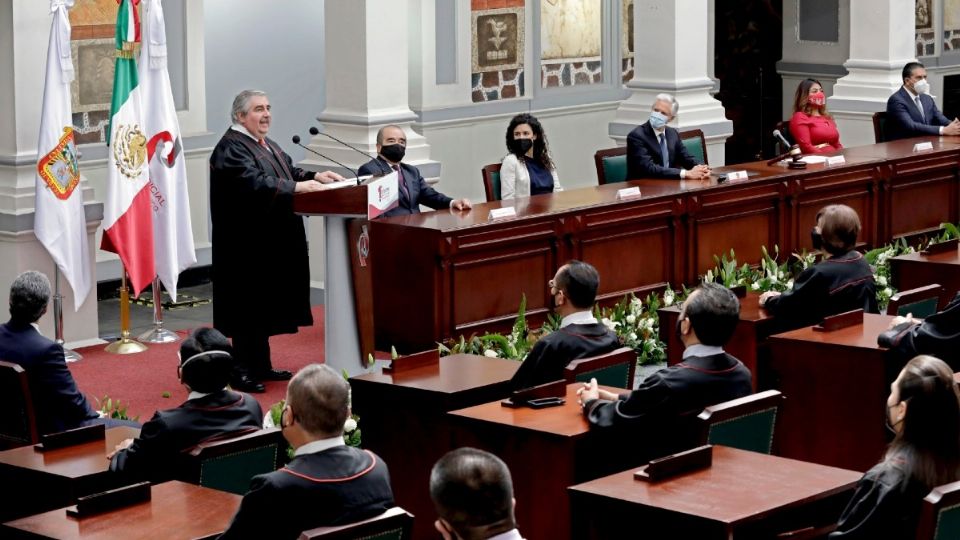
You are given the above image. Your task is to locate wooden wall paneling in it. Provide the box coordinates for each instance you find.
[793,164,881,251]
[886,152,960,240]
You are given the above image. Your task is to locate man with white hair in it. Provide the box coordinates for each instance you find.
[209,90,344,393]
[626,93,710,180]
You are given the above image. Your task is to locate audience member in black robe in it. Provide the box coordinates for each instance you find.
[578,283,752,458]
[761,204,878,330]
[357,125,471,217]
[0,271,137,435]
[884,292,960,371]
[220,364,393,540]
[430,448,525,540]
[510,260,620,390]
[208,90,345,393]
[830,355,960,539]
[109,328,262,482]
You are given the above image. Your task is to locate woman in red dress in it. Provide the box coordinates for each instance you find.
[790,78,843,154]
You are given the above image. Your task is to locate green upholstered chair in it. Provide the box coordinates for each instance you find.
[887,284,944,318]
[564,347,637,389]
[917,480,960,540]
[481,163,502,202]
[697,390,783,454]
[679,128,708,165]
[0,360,39,449]
[299,507,414,540]
[178,428,285,495]
[594,147,629,185]
[873,111,887,143]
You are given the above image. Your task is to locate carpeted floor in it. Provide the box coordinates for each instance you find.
[69,306,325,422]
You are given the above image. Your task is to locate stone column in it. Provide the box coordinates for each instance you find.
[828,0,915,146]
[0,1,102,345]
[609,0,732,165]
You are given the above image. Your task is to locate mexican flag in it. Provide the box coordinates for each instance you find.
[101,0,155,297]
[138,0,196,301]
[35,0,92,311]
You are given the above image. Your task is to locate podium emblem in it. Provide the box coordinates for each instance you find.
[357,225,370,267]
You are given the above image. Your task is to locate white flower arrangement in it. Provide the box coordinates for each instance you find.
[483,349,499,358]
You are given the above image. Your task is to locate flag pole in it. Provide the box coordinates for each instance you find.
[105,270,148,354]
[53,267,82,362]
[137,276,179,343]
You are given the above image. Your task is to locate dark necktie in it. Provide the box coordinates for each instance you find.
[659,133,669,167]
[393,164,409,201]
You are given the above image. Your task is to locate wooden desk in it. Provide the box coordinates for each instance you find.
[1,480,240,540]
[0,427,140,521]
[659,292,775,390]
[448,383,638,540]
[767,314,897,472]
[371,137,960,352]
[351,354,519,540]
[890,247,960,309]
[569,445,861,539]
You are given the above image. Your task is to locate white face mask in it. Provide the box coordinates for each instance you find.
[913,79,930,95]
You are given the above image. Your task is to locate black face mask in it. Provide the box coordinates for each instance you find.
[380,143,405,163]
[811,228,823,250]
[510,138,534,156]
[675,315,685,342]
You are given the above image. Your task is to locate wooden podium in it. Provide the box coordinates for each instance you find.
[294,184,376,373]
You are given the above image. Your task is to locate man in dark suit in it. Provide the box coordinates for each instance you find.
[578,283,752,457]
[430,448,524,540]
[357,124,471,217]
[108,328,263,482]
[885,62,960,141]
[0,271,134,435]
[220,364,394,540]
[884,292,960,371]
[626,93,711,180]
[510,260,620,390]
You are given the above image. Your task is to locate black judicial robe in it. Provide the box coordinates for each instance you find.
[109,389,263,481]
[583,353,752,460]
[829,459,930,540]
[510,322,620,390]
[763,250,878,330]
[887,292,960,370]
[219,446,394,540]
[209,130,313,338]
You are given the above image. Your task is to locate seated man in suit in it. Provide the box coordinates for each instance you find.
[357,124,471,217]
[220,364,394,540]
[510,260,620,390]
[760,204,878,330]
[109,328,263,481]
[884,292,960,371]
[430,447,524,540]
[626,93,711,180]
[885,61,960,141]
[0,271,136,435]
[578,283,752,454]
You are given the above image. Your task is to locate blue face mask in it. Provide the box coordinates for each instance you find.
[649,111,669,130]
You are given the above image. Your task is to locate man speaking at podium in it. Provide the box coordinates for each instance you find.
[209,90,344,393]
[358,125,471,217]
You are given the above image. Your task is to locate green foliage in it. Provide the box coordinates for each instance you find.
[865,237,914,310]
[95,395,138,422]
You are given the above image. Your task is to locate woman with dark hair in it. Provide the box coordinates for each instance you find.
[500,113,563,200]
[760,204,877,329]
[790,78,843,154]
[830,355,960,539]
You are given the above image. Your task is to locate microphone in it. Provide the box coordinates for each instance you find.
[768,130,805,169]
[310,125,390,176]
[772,129,791,150]
[291,135,361,186]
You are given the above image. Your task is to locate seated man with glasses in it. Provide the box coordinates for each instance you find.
[510,260,620,390]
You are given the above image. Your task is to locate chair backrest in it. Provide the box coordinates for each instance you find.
[593,146,628,185]
[177,428,286,495]
[564,347,637,389]
[873,111,887,143]
[0,360,39,449]
[887,284,944,318]
[481,163,502,202]
[299,507,414,540]
[916,480,960,540]
[697,390,783,454]
[774,120,793,155]
[679,128,708,165]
